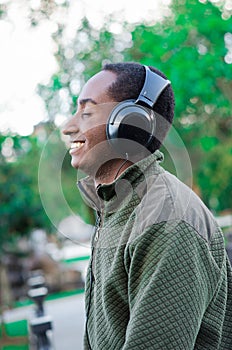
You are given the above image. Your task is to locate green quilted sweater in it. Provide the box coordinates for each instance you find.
[78,151,232,350]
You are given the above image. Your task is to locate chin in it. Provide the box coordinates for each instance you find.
[71,157,81,170]
[70,157,91,176]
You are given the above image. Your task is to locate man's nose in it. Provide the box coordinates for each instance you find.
[62,114,79,136]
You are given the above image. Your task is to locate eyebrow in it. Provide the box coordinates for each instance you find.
[79,98,98,106]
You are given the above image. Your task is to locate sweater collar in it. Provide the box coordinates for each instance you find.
[77,150,164,212]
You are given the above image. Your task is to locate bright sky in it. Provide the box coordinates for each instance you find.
[0,0,171,136]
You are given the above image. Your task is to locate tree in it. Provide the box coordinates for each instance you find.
[0,126,94,251]
[124,0,232,211]
[37,0,232,212]
[38,16,132,119]
[0,133,50,249]
[7,0,229,213]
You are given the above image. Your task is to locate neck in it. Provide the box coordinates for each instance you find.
[94,158,133,187]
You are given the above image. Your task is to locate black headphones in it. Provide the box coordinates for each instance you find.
[106,65,170,156]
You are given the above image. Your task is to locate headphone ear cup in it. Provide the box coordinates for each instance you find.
[106,100,156,156]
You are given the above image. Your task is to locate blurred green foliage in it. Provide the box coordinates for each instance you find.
[0,126,94,251]
[0,133,48,249]
[124,0,232,211]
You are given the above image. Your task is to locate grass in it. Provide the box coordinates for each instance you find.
[0,319,29,349]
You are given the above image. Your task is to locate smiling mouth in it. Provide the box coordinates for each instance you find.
[70,141,85,150]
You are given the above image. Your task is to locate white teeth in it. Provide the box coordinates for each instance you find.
[70,141,84,149]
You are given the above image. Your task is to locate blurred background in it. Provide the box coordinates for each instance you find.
[0,0,232,348]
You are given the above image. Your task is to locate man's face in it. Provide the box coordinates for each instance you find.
[63,70,119,176]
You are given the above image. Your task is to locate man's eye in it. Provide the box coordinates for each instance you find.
[81,112,92,119]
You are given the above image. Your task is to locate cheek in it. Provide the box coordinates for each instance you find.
[86,125,107,145]
[85,125,118,163]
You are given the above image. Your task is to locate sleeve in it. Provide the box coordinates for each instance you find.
[122,220,221,350]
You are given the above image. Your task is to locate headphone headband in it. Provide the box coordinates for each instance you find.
[135,65,170,108]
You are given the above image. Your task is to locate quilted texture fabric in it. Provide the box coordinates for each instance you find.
[78,152,232,350]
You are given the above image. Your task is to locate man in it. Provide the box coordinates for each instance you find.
[63,62,232,349]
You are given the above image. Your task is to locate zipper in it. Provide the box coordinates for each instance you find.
[94,219,101,242]
[94,209,103,242]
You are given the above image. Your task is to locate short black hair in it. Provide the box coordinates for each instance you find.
[102,62,175,152]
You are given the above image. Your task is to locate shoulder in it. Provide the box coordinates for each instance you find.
[133,170,219,243]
